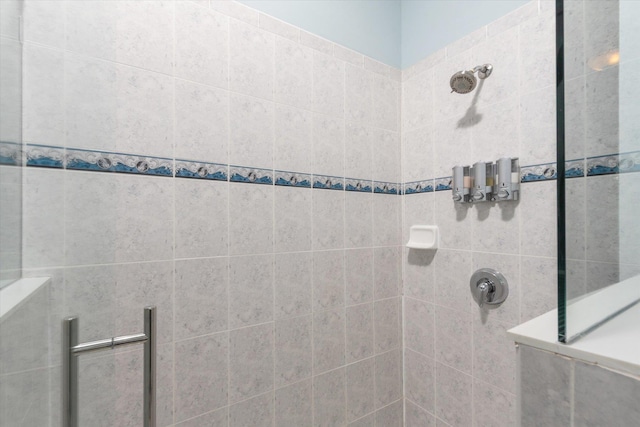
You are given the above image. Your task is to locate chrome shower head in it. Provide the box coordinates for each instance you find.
[450,64,493,94]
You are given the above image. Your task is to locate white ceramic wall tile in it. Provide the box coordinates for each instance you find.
[402,69,433,132]
[312,249,345,312]
[585,175,619,264]
[22,44,64,145]
[300,31,334,56]
[229,93,274,169]
[275,37,313,109]
[229,323,274,403]
[275,380,313,426]
[472,379,516,427]
[405,348,436,413]
[563,0,586,81]
[174,79,229,163]
[65,1,174,74]
[346,303,374,363]
[260,13,299,42]
[472,315,517,394]
[402,125,433,183]
[274,104,312,172]
[229,19,274,100]
[405,399,437,427]
[273,186,312,253]
[334,44,364,67]
[520,256,557,322]
[403,247,436,303]
[313,368,346,426]
[403,190,435,245]
[519,85,556,165]
[373,247,401,299]
[175,2,229,89]
[432,116,473,179]
[345,248,374,305]
[175,257,228,341]
[375,400,403,426]
[229,392,274,427]
[274,315,312,387]
[345,64,373,125]
[274,252,313,319]
[372,196,401,246]
[210,0,260,26]
[228,182,274,255]
[473,97,520,162]
[404,297,435,358]
[345,122,372,179]
[313,308,346,374]
[345,192,373,248]
[24,0,65,49]
[175,179,228,258]
[435,362,472,427]
[22,168,64,269]
[372,75,399,132]
[585,66,619,157]
[229,254,274,328]
[518,11,555,93]
[374,298,400,353]
[374,349,402,408]
[372,129,401,182]
[434,249,473,313]
[174,332,229,422]
[312,113,345,177]
[435,305,472,374]
[471,200,520,255]
[346,358,375,422]
[0,38,21,144]
[312,189,344,250]
[519,346,571,427]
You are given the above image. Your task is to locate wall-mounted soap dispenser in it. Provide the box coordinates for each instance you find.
[452,166,471,203]
[494,157,520,201]
[470,162,493,203]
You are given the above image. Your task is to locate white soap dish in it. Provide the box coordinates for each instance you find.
[406,225,439,250]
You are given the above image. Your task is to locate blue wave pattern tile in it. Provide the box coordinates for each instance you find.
[313,174,344,190]
[66,148,173,176]
[25,144,65,168]
[229,166,273,185]
[176,159,228,181]
[521,163,557,182]
[374,181,401,195]
[275,170,311,188]
[403,180,434,195]
[0,141,22,166]
[434,177,452,191]
[345,178,373,192]
[565,160,585,178]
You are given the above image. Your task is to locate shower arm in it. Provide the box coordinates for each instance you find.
[472,64,493,79]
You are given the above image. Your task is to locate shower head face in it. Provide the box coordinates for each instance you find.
[450,70,477,94]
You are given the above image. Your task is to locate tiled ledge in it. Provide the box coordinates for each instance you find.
[2,142,638,196]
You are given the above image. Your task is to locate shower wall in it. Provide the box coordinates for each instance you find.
[401,2,558,425]
[19,0,402,426]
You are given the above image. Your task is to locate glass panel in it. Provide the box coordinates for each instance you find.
[561,0,640,341]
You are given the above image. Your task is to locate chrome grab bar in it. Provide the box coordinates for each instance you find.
[62,306,156,427]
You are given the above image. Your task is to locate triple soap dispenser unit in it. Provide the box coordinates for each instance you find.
[452,157,520,203]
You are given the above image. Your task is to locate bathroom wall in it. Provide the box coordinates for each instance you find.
[19,0,402,426]
[400,1,559,425]
[0,0,23,284]
[519,345,640,426]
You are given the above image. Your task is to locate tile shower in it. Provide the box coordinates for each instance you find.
[2,0,638,426]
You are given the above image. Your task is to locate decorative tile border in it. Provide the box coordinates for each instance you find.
[275,170,311,188]
[66,148,173,176]
[345,178,372,192]
[312,174,344,191]
[587,152,640,176]
[10,142,640,194]
[229,166,273,185]
[175,160,227,181]
[25,144,65,168]
[434,177,452,191]
[0,141,22,166]
[374,181,401,195]
[521,162,557,182]
[403,180,434,195]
